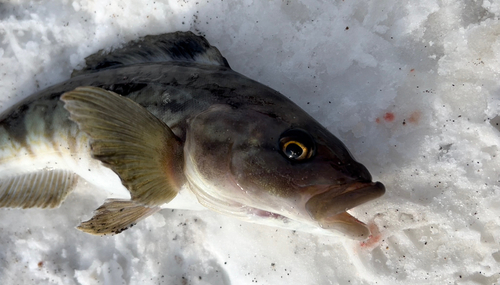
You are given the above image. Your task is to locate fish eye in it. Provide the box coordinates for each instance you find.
[279,129,315,161]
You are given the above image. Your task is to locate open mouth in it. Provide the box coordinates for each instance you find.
[302,181,385,238]
[305,181,385,222]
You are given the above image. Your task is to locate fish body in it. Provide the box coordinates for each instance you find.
[0,32,384,239]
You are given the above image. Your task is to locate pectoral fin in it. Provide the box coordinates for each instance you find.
[77,199,160,235]
[0,169,78,209]
[61,86,185,207]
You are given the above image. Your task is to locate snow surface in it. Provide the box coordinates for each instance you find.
[1,0,500,284]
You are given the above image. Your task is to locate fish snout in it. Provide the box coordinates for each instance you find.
[350,161,372,183]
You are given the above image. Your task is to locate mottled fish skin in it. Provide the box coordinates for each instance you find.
[0,32,385,239]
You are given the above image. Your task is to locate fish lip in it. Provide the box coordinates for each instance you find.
[341,181,385,195]
[305,181,385,221]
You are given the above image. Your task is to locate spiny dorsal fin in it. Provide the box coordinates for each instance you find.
[61,86,185,207]
[72,31,230,77]
[0,169,78,209]
[77,199,160,235]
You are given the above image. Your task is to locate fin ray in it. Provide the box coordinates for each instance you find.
[72,31,229,77]
[77,199,160,235]
[61,86,185,207]
[0,169,78,209]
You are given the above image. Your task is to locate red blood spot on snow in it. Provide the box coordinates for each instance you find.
[410,68,415,72]
[383,112,395,122]
[409,111,421,124]
[375,117,381,124]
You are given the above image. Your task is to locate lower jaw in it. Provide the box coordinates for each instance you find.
[305,181,385,222]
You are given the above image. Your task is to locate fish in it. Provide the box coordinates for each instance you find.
[0,31,385,239]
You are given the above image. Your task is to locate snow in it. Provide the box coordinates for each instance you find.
[1,0,500,284]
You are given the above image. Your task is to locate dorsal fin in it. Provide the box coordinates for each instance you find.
[72,31,230,77]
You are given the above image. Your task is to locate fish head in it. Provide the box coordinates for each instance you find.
[185,102,384,239]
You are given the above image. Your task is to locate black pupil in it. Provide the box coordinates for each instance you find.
[285,143,303,158]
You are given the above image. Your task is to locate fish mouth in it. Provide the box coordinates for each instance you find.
[305,181,385,222]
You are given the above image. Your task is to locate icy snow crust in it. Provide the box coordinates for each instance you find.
[1,0,500,284]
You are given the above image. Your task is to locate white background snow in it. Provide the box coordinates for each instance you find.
[1,0,500,284]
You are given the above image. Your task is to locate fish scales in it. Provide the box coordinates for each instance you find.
[0,32,385,239]
[0,64,284,160]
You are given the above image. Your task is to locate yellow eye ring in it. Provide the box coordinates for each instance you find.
[282,140,310,160]
[279,129,316,161]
